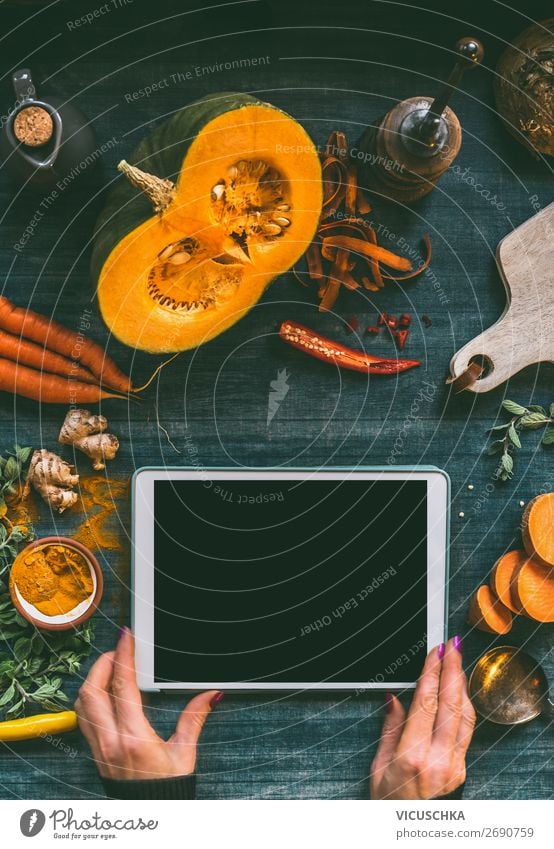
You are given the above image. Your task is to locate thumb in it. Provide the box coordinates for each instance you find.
[170,690,221,747]
[370,694,406,790]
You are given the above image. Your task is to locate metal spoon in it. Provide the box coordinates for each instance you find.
[468,646,554,725]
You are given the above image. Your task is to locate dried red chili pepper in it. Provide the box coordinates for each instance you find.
[386,316,398,330]
[366,325,380,334]
[345,316,360,334]
[399,313,412,328]
[279,321,420,375]
[378,312,390,326]
[394,329,409,350]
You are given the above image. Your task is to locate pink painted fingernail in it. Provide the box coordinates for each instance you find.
[453,634,463,654]
[437,642,446,660]
[210,691,224,708]
[385,693,394,713]
[119,626,128,639]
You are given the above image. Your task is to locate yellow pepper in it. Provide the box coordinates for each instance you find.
[0,710,77,741]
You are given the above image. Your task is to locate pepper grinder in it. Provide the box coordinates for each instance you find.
[357,37,485,204]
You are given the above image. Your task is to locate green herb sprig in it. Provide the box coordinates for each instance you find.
[486,400,554,481]
[0,604,95,717]
[0,446,34,581]
[0,445,32,514]
[0,444,96,718]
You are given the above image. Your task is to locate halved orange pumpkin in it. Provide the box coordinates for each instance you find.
[92,93,322,353]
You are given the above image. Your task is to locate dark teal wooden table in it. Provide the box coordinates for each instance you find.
[0,0,552,800]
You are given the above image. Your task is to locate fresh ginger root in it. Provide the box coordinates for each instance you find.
[27,412,120,513]
[59,409,107,443]
[73,434,119,471]
[24,449,79,514]
[34,484,78,514]
[58,408,119,471]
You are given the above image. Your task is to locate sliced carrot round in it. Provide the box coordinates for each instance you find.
[522,493,554,569]
[510,556,554,622]
[490,550,526,614]
[468,585,512,634]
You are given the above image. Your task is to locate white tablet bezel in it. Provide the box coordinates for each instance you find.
[132,467,449,692]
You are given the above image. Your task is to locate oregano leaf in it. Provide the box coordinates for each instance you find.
[6,698,24,717]
[508,424,521,448]
[520,412,548,429]
[500,453,514,476]
[0,681,15,707]
[502,400,527,416]
[13,637,33,662]
[542,426,554,446]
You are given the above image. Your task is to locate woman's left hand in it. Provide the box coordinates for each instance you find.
[76,627,220,781]
[370,637,476,799]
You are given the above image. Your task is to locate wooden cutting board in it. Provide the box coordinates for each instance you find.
[449,203,554,393]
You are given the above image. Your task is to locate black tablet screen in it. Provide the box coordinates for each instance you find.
[153,478,428,684]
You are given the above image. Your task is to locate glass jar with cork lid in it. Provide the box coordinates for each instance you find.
[0,68,98,188]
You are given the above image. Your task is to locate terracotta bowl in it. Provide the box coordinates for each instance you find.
[9,536,103,631]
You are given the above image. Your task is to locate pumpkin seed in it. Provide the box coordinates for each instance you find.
[211,183,225,201]
[167,251,192,265]
[213,158,290,243]
[157,244,176,261]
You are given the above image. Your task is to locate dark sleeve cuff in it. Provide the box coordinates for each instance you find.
[434,781,465,801]
[102,773,196,800]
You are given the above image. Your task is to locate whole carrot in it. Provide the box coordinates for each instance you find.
[0,328,97,385]
[0,297,131,393]
[0,358,126,404]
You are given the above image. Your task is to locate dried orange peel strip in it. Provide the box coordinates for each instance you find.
[382,234,432,281]
[322,235,412,272]
[321,155,348,218]
[295,129,431,309]
[306,243,324,280]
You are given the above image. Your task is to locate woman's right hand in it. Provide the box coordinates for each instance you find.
[370,637,476,800]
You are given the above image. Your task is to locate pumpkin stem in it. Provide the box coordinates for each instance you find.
[117,160,176,213]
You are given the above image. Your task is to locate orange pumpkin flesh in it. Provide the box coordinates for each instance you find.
[96,99,322,353]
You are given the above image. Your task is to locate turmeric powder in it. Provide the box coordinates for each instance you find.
[72,476,128,552]
[10,544,93,616]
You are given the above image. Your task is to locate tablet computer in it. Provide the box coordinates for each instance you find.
[132,467,449,692]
